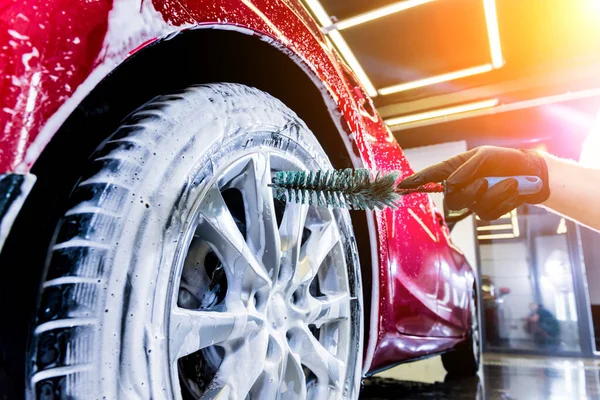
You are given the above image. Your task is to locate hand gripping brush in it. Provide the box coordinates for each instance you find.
[269,168,542,211]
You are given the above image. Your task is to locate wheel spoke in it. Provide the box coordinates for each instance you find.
[196,187,271,296]
[290,219,340,291]
[278,202,308,287]
[289,326,344,390]
[280,351,308,400]
[169,306,259,363]
[249,336,286,399]
[307,382,333,400]
[239,153,281,280]
[202,329,269,399]
[307,293,350,328]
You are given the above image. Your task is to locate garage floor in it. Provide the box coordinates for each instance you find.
[361,354,600,399]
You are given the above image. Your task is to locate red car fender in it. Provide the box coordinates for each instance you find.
[0,0,472,377]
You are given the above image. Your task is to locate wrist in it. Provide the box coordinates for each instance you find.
[537,151,563,208]
[523,149,551,204]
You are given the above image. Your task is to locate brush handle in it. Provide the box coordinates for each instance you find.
[484,176,542,195]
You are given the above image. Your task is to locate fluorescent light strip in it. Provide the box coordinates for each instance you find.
[303,0,334,27]
[334,0,435,30]
[483,0,504,68]
[302,0,378,97]
[378,64,493,96]
[476,224,513,231]
[328,31,378,97]
[476,212,511,220]
[511,209,520,237]
[386,99,498,126]
[478,233,515,240]
[389,87,600,131]
[557,218,567,234]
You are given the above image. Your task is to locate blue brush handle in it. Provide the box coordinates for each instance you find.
[484,176,542,195]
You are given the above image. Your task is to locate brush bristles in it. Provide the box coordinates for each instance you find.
[271,168,401,210]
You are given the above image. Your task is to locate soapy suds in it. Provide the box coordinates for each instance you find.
[17,0,185,173]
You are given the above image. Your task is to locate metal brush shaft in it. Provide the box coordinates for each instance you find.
[395,182,444,195]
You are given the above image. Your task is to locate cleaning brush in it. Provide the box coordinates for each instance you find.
[269,168,442,210]
[269,168,542,211]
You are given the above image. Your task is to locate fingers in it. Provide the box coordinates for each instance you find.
[398,149,477,189]
[446,178,523,221]
[472,179,521,220]
[446,146,499,187]
[474,193,522,221]
[445,179,488,210]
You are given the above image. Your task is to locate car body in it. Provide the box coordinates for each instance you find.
[0,0,475,396]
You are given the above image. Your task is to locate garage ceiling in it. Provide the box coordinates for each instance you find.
[302,0,600,156]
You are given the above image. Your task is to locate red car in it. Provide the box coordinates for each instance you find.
[0,0,478,398]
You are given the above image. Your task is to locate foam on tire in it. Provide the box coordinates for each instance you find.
[28,84,363,399]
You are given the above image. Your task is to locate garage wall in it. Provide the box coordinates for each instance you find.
[581,226,600,305]
[402,141,478,271]
[480,241,533,340]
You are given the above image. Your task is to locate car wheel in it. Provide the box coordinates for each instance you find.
[27,83,363,399]
[441,285,481,377]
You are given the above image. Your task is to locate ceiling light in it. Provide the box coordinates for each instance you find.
[328,31,378,97]
[557,218,568,234]
[385,99,498,126]
[477,223,513,231]
[389,87,600,131]
[303,0,334,27]
[478,233,515,240]
[302,0,377,97]
[483,0,504,68]
[334,0,435,31]
[476,212,511,221]
[511,209,520,237]
[378,64,493,95]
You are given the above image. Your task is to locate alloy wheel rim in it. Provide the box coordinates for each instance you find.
[167,151,353,399]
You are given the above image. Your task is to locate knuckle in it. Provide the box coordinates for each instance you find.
[479,145,493,155]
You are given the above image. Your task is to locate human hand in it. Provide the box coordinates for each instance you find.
[398,146,550,220]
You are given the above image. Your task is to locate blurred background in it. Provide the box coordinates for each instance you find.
[302,0,600,398]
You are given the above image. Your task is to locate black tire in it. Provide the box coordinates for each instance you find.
[441,286,481,377]
[25,83,363,399]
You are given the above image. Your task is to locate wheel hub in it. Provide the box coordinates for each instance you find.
[267,292,289,330]
[167,151,353,399]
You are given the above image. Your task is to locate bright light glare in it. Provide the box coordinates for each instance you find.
[483,0,504,68]
[476,224,513,231]
[580,109,600,168]
[545,255,567,278]
[335,0,435,30]
[328,31,378,97]
[378,64,493,95]
[385,99,498,126]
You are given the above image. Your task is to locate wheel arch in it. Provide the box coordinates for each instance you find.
[0,26,375,385]
[27,26,370,206]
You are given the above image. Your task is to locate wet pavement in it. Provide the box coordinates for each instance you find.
[361,354,600,400]
[3,353,600,398]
